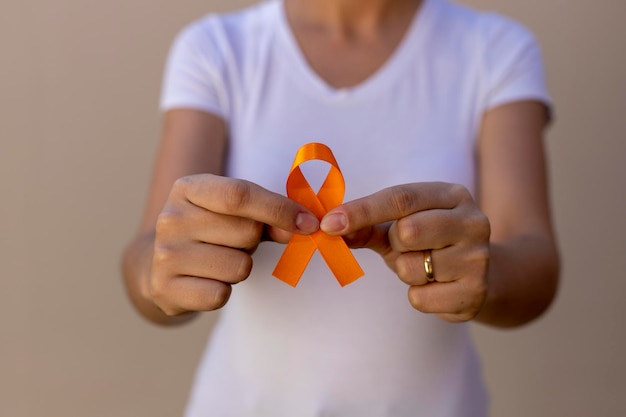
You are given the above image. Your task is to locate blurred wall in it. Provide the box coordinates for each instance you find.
[1,0,624,416]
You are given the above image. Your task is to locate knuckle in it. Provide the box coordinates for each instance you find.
[449,183,471,202]
[351,202,373,230]
[152,244,177,267]
[395,218,419,247]
[267,196,295,225]
[468,208,489,227]
[155,210,181,235]
[222,180,252,213]
[239,221,263,249]
[390,186,417,215]
[460,211,491,241]
[172,175,194,196]
[254,197,297,228]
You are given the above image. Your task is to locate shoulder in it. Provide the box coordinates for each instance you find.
[428,0,545,89]
[160,1,281,115]
[172,0,279,60]
[431,1,550,115]
[431,0,539,51]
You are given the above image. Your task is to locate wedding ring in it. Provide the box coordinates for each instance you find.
[424,250,435,282]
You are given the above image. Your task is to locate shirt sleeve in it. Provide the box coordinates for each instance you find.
[482,14,552,113]
[159,19,230,118]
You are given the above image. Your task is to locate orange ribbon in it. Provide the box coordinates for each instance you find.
[273,143,364,287]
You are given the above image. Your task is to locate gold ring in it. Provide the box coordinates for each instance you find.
[424,250,435,282]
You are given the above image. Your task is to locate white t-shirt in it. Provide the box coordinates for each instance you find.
[160,0,550,416]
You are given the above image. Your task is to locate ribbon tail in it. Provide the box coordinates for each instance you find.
[314,234,364,287]
[272,235,317,287]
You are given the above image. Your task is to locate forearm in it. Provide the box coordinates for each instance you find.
[122,232,198,326]
[475,234,560,328]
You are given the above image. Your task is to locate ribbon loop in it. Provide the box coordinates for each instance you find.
[273,143,364,287]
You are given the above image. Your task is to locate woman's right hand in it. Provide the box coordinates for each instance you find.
[148,174,319,316]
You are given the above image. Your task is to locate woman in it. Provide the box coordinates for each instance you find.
[122,0,559,415]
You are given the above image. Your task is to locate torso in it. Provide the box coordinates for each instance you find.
[158,0,548,415]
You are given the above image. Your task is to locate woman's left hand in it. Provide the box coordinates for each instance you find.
[320,182,491,323]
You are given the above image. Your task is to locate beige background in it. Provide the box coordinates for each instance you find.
[1,0,625,416]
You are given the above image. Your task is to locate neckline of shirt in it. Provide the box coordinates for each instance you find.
[273,0,439,103]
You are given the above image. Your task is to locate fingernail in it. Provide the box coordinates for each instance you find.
[296,212,319,233]
[321,213,347,233]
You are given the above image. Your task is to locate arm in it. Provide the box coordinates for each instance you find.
[320,101,559,328]
[122,109,320,326]
[122,109,229,325]
[474,101,559,327]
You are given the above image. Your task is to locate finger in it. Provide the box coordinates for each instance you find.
[388,209,459,252]
[174,174,319,234]
[389,208,490,253]
[264,226,292,244]
[202,215,264,250]
[320,182,470,235]
[395,247,451,285]
[396,245,488,286]
[407,279,487,322]
[151,276,233,315]
[153,242,253,285]
[396,251,432,286]
[341,223,393,256]
[158,204,265,250]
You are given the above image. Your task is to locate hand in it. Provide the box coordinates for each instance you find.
[320,182,491,323]
[148,174,319,316]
